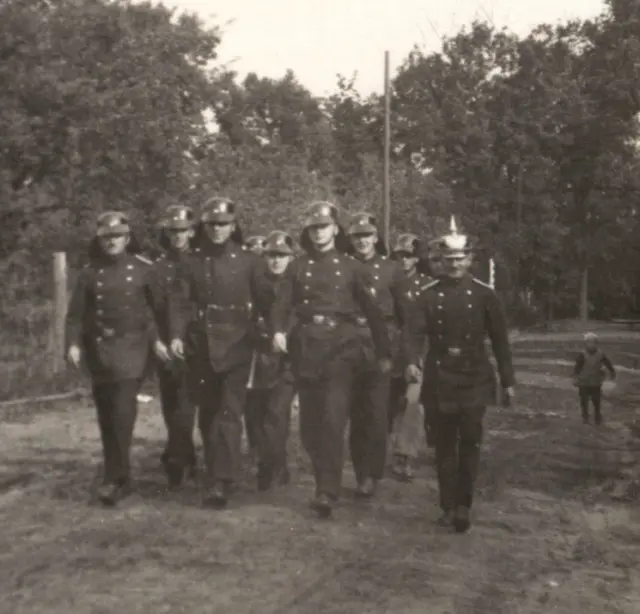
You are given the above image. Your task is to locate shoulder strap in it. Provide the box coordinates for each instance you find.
[471,276,493,289]
[134,254,153,265]
[420,279,440,292]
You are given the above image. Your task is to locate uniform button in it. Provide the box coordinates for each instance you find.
[437,320,442,324]
[374,263,380,269]
[374,275,379,280]
[306,272,312,277]
[231,253,236,258]
[438,293,444,297]
[304,285,310,290]
[127,265,134,270]
[97,281,103,287]
[333,258,339,263]
[97,309,103,316]
[309,260,315,264]
[97,337,103,342]
[467,290,472,295]
[98,269,104,274]
[437,305,443,310]
[436,360,440,366]
[126,276,133,282]
[468,304,472,308]
[96,294,103,300]
[336,271,341,276]
[303,299,309,304]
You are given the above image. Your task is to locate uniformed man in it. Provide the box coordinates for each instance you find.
[404,217,515,533]
[388,233,432,481]
[65,211,165,506]
[154,204,198,487]
[270,202,392,518]
[346,212,413,498]
[245,230,296,491]
[421,242,445,450]
[244,236,266,256]
[169,197,268,509]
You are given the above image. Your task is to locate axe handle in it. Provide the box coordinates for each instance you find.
[246,350,258,390]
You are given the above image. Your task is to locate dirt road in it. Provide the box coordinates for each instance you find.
[2,368,640,613]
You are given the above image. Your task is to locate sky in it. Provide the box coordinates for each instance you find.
[165,0,607,96]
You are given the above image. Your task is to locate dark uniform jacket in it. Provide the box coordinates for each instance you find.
[153,248,196,343]
[65,253,160,383]
[270,248,391,380]
[170,240,268,373]
[352,254,413,373]
[404,274,514,409]
[250,268,294,389]
[573,349,616,387]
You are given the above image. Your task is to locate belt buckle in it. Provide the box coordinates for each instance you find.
[356,316,366,326]
[447,347,461,357]
[102,327,115,338]
[312,315,325,325]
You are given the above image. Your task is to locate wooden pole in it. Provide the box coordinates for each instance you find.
[383,50,391,248]
[51,252,68,373]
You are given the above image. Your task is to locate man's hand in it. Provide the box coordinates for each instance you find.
[273,332,288,354]
[405,364,421,383]
[154,340,171,363]
[66,344,81,368]
[378,358,392,374]
[170,338,185,360]
[502,386,515,407]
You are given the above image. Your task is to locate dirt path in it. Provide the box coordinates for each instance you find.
[2,372,640,614]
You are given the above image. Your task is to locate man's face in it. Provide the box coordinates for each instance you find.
[204,221,234,244]
[265,253,292,276]
[397,253,419,273]
[308,223,337,249]
[443,253,473,279]
[98,233,129,256]
[585,339,598,352]
[350,231,377,258]
[167,228,193,251]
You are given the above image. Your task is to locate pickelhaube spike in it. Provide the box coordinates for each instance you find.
[432,215,473,257]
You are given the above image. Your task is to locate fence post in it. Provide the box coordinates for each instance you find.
[489,258,503,408]
[51,252,68,373]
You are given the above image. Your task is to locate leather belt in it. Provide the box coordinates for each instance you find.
[299,314,339,329]
[199,303,252,318]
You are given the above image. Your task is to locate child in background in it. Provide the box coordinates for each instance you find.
[572,332,616,425]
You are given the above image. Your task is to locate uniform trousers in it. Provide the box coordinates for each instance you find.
[432,403,486,511]
[297,359,359,500]
[92,378,142,485]
[157,364,197,471]
[245,377,295,477]
[349,363,390,483]
[196,361,251,487]
[243,389,262,453]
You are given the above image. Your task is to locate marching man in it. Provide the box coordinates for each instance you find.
[245,231,297,491]
[388,233,433,481]
[346,213,413,497]
[153,205,199,487]
[169,197,269,509]
[270,202,391,519]
[65,212,165,506]
[403,217,515,533]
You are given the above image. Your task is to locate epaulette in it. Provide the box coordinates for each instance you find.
[472,277,493,289]
[420,279,440,291]
[134,254,153,265]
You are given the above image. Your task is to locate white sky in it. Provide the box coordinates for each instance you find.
[166,0,607,95]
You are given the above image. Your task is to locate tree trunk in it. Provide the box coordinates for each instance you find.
[579,266,589,322]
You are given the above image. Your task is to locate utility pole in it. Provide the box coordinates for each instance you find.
[383,50,391,247]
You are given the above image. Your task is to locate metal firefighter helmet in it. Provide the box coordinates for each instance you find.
[432,216,474,258]
[201,197,237,223]
[391,233,419,256]
[96,211,130,236]
[347,212,378,236]
[302,201,340,228]
[161,204,195,230]
[264,230,295,255]
[244,235,266,253]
